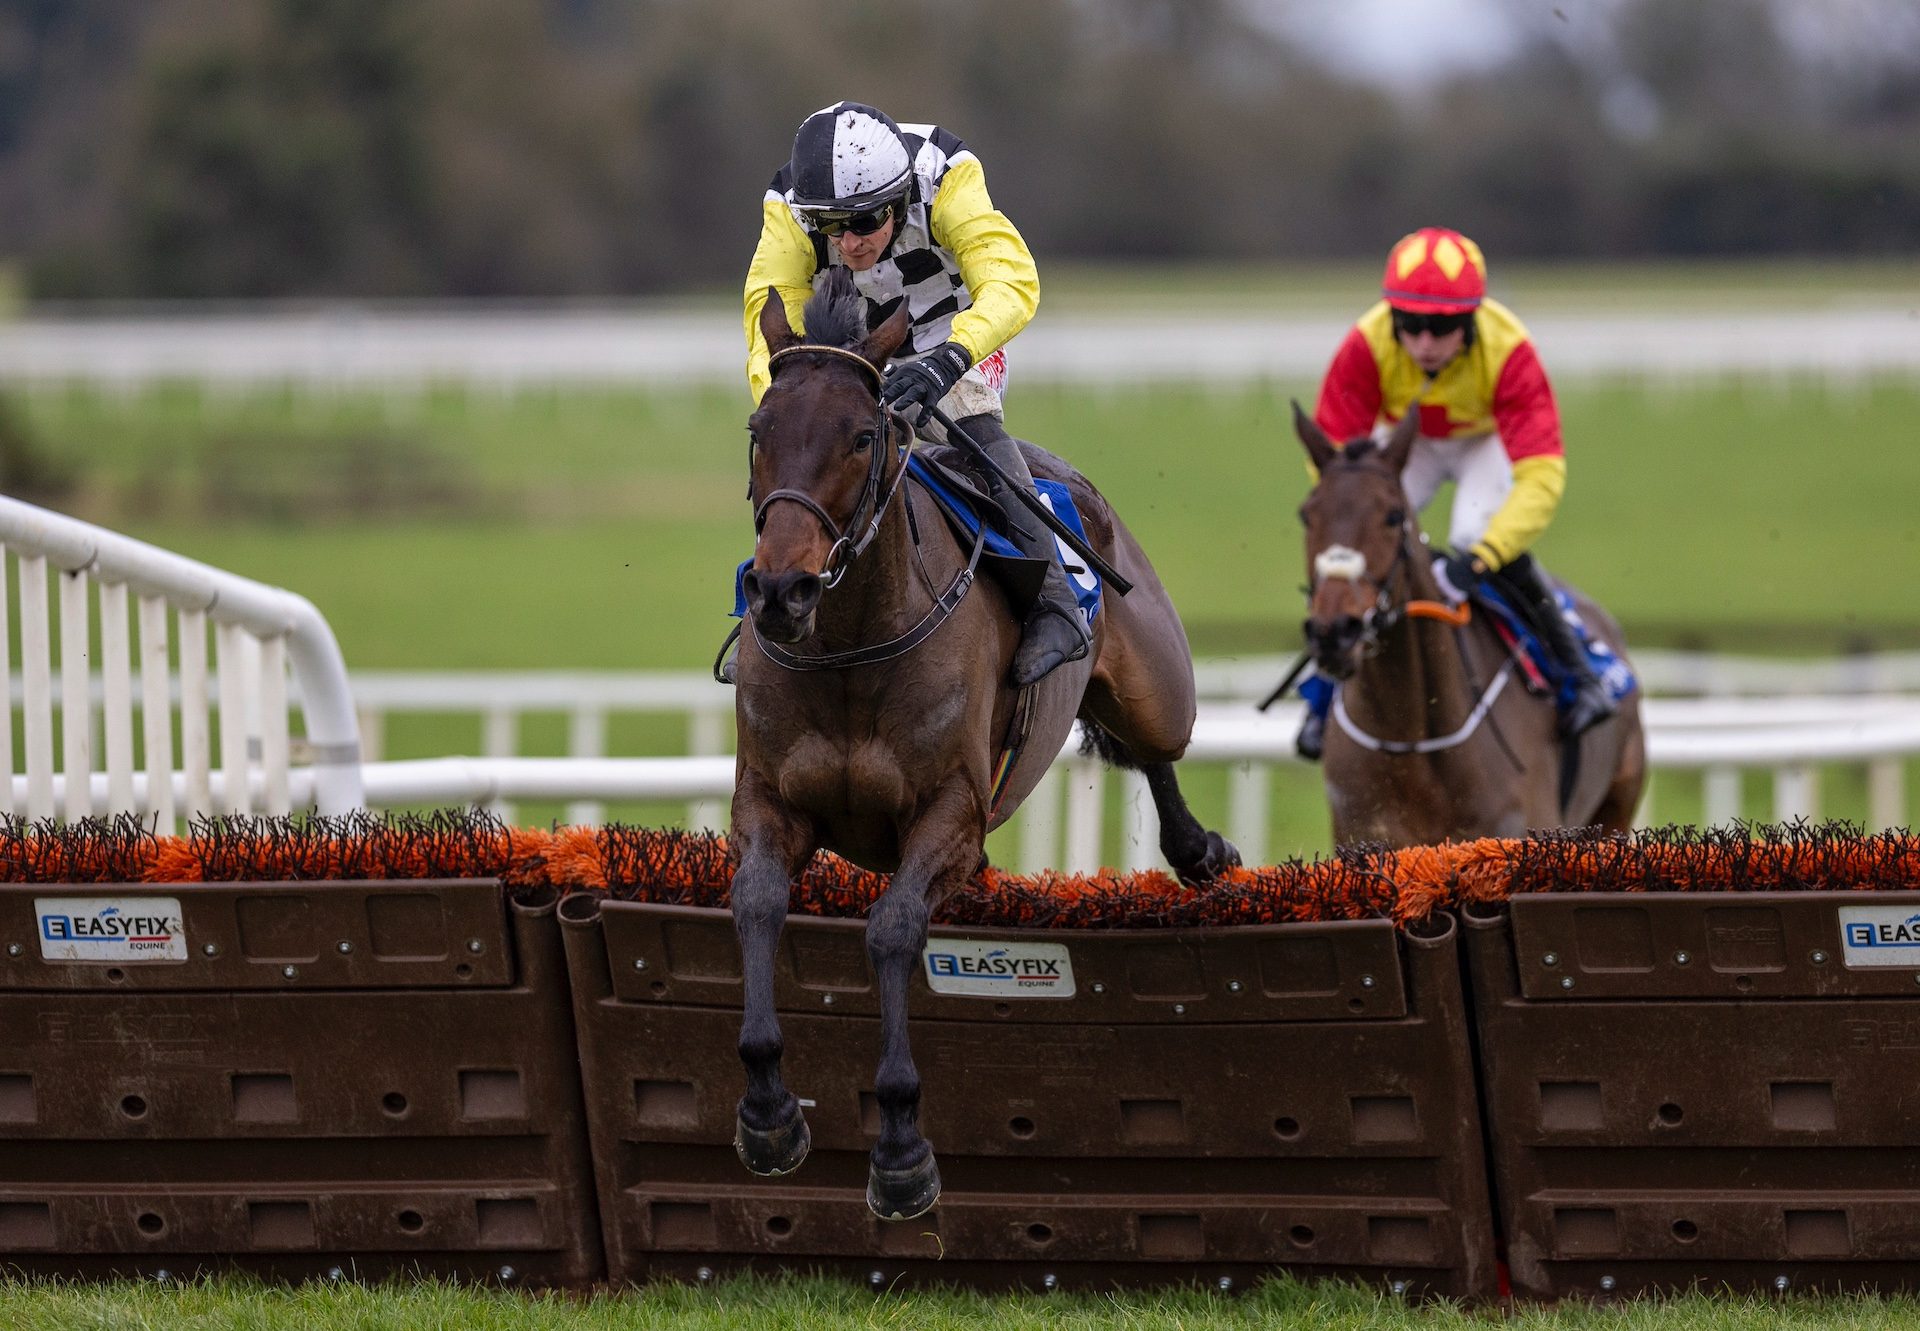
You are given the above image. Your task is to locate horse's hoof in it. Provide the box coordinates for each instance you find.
[867,1151,941,1221]
[1176,831,1242,887]
[735,1102,811,1177]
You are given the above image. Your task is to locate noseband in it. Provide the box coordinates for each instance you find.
[1306,526,1471,659]
[752,344,912,590]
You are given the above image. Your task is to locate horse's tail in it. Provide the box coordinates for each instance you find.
[1077,716,1142,770]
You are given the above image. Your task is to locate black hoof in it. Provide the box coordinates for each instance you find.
[1175,831,1242,887]
[867,1150,941,1221]
[735,1101,811,1177]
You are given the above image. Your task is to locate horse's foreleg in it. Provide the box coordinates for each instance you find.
[1144,761,1242,887]
[730,776,814,1176]
[864,784,981,1220]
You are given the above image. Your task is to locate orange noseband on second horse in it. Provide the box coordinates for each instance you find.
[1406,598,1472,627]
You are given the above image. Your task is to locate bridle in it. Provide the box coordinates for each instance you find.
[739,341,983,673]
[1305,520,1470,660]
[752,343,912,590]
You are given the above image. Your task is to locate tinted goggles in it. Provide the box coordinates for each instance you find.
[1391,309,1474,338]
[810,202,897,238]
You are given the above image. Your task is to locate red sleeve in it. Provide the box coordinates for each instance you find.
[1314,326,1383,442]
[1491,339,1564,462]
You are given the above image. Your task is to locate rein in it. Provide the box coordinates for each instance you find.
[743,342,982,672]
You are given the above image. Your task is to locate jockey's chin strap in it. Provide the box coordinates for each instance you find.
[753,344,913,590]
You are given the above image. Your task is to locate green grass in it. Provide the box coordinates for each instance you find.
[6,1272,1920,1330]
[11,374,1920,849]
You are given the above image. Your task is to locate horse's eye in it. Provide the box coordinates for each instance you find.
[1297,506,1309,525]
[853,431,876,453]
[1386,508,1405,527]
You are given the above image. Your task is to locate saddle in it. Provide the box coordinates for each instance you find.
[904,444,1051,618]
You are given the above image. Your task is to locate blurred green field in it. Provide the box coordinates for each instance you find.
[10,368,1920,853]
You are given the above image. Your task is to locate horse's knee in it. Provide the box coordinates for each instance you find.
[866,892,930,961]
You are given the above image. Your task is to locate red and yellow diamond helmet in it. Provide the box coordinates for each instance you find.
[1381,227,1487,314]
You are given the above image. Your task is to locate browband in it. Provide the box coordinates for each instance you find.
[767,343,884,394]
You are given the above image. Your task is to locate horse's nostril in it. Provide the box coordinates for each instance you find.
[742,570,763,603]
[785,573,823,616]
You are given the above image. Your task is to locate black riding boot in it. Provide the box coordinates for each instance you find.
[1494,553,1616,737]
[958,413,1092,686]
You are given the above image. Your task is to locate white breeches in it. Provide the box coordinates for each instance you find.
[1394,431,1513,555]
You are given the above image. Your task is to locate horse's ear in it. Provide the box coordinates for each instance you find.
[759,287,800,356]
[1291,400,1338,473]
[857,302,911,369]
[1382,404,1420,473]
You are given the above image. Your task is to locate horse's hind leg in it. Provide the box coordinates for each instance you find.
[1071,509,1240,882]
[730,775,815,1176]
[1146,756,1242,886]
[864,783,981,1220]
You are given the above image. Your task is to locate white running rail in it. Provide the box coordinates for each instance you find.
[316,661,1920,872]
[0,496,362,824]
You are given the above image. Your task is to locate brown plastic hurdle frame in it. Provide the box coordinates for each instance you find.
[558,894,1497,1295]
[1464,891,1920,1300]
[0,880,602,1286]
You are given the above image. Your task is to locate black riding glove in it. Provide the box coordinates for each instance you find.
[879,341,972,422]
[1435,552,1487,605]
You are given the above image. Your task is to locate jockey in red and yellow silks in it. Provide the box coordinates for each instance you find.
[1292,227,1615,760]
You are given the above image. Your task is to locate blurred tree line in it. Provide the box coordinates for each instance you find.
[0,0,1913,300]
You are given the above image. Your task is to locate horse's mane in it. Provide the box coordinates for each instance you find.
[799,267,870,349]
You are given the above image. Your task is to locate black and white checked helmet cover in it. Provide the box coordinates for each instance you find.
[787,102,914,212]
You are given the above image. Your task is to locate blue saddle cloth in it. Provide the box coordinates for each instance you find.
[1472,582,1639,709]
[732,457,1103,628]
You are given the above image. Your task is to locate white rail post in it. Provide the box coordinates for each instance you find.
[137,595,174,831]
[566,705,607,827]
[482,706,518,824]
[1018,765,1062,874]
[178,607,213,819]
[356,705,386,762]
[58,567,92,823]
[1227,761,1270,869]
[1869,759,1906,833]
[1773,765,1819,822]
[1703,766,1742,827]
[259,635,290,816]
[1119,769,1157,872]
[1062,759,1105,874]
[215,621,252,815]
[18,555,52,821]
[99,580,135,815]
[688,706,727,833]
[0,554,12,818]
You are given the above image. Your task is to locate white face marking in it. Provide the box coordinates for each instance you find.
[1314,544,1368,583]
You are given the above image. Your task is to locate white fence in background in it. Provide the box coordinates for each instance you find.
[2,307,1918,388]
[0,496,362,823]
[333,656,1920,872]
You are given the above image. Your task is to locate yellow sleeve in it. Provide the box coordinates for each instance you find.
[928,156,1039,364]
[743,196,818,403]
[1472,454,1566,570]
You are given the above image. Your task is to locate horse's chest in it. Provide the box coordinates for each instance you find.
[739,675,984,833]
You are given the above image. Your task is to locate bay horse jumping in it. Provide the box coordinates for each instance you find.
[1292,405,1646,847]
[732,272,1238,1220]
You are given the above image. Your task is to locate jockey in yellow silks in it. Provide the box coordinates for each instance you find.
[1294,226,1616,760]
[739,101,1087,687]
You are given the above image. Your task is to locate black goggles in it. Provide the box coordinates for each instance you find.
[1391,309,1474,338]
[809,202,897,238]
